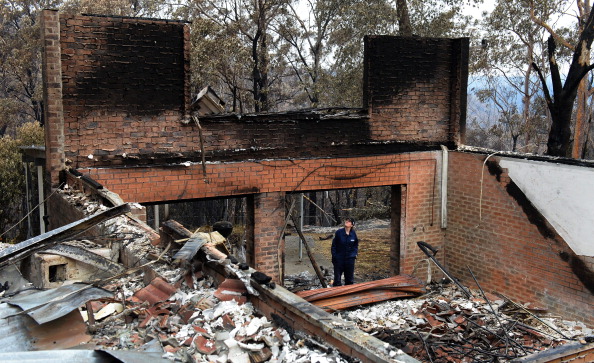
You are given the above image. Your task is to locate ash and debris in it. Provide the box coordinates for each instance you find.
[87,269,351,363]
[339,283,593,362]
[52,186,351,362]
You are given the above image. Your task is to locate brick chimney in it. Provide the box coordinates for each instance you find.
[363,35,468,146]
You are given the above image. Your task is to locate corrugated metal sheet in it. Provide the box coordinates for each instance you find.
[0,349,171,363]
[102,350,170,363]
[41,244,124,276]
[296,275,425,311]
[0,302,91,352]
[0,204,130,268]
[6,283,113,324]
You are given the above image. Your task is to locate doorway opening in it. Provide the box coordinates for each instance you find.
[283,185,405,290]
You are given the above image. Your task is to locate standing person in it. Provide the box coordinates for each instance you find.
[331,218,359,286]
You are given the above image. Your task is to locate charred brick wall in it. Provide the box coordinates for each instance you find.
[41,10,66,186]
[78,152,446,276]
[363,36,468,145]
[446,152,594,325]
[42,11,191,186]
[43,13,465,179]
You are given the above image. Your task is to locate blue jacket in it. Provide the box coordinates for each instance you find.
[331,227,358,260]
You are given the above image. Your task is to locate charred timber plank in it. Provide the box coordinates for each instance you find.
[0,204,130,268]
[161,220,227,261]
[511,341,594,362]
[251,282,420,362]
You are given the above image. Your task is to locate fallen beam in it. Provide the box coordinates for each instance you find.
[0,204,130,268]
[289,214,328,288]
[511,341,594,363]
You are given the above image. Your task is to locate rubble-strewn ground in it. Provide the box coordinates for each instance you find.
[49,188,353,362]
[86,269,353,363]
[339,283,593,362]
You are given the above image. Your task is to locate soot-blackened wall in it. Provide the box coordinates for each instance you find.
[42,10,191,186]
[363,36,468,145]
[59,14,187,116]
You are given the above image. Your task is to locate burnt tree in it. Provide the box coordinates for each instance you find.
[532,11,594,157]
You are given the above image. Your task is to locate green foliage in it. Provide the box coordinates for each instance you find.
[0,121,44,242]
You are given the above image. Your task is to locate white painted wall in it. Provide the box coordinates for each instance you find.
[499,158,594,257]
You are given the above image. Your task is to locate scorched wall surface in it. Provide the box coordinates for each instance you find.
[446,152,594,325]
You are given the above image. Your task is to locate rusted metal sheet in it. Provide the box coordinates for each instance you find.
[130,277,177,305]
[40,244,124,276]
[297,275,425,301]
[0,204,130,268]
[312,290,418,312]
[6,283,113,324]
[296,275,425,312]
[0,303,91,352]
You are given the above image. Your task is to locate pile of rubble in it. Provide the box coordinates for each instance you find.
[0,185,354,362]
[85,269,351,362]
[340,283,593,362]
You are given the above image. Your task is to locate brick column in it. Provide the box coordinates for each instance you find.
[40,9,65,187]
[250,192,285,283]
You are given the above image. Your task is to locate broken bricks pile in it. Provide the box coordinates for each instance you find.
[341,284,593,362]
[86,267,351,362]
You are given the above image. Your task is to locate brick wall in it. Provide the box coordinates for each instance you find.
[251,192,285,282]
[363,36,468,144]
[41,10,66,187]
[42,11,191,185]
[80,151,446,276]
[446,152,594,325]
[42,14,466,175]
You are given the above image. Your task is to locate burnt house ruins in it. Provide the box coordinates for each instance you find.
[5,9,591,361]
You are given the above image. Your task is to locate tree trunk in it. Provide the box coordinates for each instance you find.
[396,0,413,36]
[573,77,588,158]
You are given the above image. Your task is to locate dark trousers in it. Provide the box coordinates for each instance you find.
[332,258,355,286]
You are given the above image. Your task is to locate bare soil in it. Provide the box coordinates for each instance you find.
[284,223,392,284]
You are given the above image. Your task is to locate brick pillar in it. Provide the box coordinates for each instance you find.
[250,192,285,283]
[40,9,65,187]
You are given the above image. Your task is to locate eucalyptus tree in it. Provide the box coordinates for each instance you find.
[275,0,344,107]
[0,0,64,134]
[473,0,565,153]
[174,0,291,112]
[529,0,594,157]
